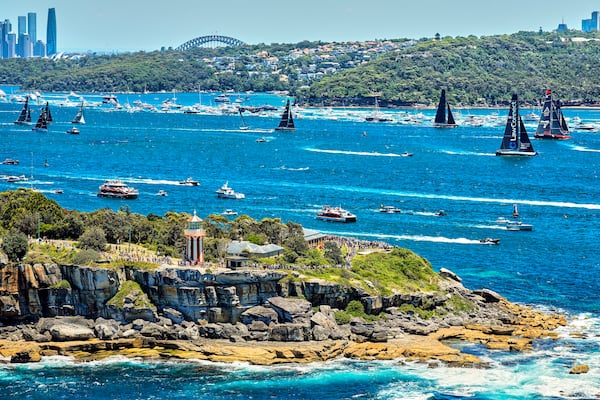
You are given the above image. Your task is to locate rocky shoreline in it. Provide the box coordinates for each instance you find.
[0,260,567,366]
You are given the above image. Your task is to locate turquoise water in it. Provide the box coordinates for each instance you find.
[1,89,599,398]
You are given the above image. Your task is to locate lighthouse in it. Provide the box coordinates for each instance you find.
[184,211,206,264]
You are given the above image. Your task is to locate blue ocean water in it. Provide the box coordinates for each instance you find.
[1,88,599,399]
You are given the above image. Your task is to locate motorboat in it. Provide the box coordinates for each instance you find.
[1,158,19,165]
[179,177,200,186]
[222,209,238,216]
[316,206,357,223]
[256,137,268,142]
[216,181,245,199]
[97,180,139,199]
[6,175,27,183]
[66,127,80,134]
[54,189,64,194]
[401,152,414,157]
[379,205,401,213]
[506,221,533,231]
[157,190,168,197]
[480,238,500,245]
[435,210,446,216]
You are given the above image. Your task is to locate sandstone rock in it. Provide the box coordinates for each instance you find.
[162,307,184,325]
[240,306,279,325]
[310,311,337,330]
[267,297,312,324]
[439,268,462,283]
[473,289,504,303]
[49,323,95,341]
[11,349,41,363]
[0,295,20,318]
[247,320,269,332]
[570,364,589,374]
[269,323,306,341]
[94,317,120,340]
[140,322,168,339]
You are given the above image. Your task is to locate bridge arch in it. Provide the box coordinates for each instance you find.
[176,35,246,50]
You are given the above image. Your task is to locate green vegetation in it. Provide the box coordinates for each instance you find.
[334,300,381,324]
[350,248,440,295]
[72,249,101,266]
[309,32,600,106]
[49,280,72,290]
[77,227,107,252]
[107,280,155,310]
[3,32,600,105]
[1,232,28,262]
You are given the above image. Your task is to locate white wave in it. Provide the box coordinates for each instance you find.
[274,166,310,171]
[570,145,600,153]
[472,224,508,230]
[441,150,495,157]
[319,230,482,245]
[305,148,408,157]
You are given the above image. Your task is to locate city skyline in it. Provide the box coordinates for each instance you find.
[1,0,600,53]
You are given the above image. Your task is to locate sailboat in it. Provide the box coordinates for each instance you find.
[14,97,32,125]
[44,102,53,124]
[495,94,537,156]
[534,89,571,139]
[365,97,393,122]
[274,99,296,131]
[433,89,458,128]
[32,108,48,132]
[71,101,86,124]
[239,109,249,130]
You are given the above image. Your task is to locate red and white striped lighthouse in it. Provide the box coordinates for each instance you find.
[184,210,206,264]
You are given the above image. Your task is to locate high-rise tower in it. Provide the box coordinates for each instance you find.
[46,8,56,55]
[27,12,36,43]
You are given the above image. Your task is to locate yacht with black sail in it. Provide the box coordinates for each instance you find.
[274,99,296,131]
[496,94,537,156]
[534,89,571,140]
[14,97,32,125]
[433,89,458,128]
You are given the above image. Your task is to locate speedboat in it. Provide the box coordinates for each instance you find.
[157,190,168,197]
[0,158,19,165]
[256,137,268,142]
[506,221,533,231]
[6,175,27,183]
[435,210,446,216]
[179,177,199,186]
[400,152,414,157]
[216,181,245,199]
[222,209,238,216]
[97,180,139,199]
[480,238,500,245]
[379,205,401,213]
[316,206,357,223]
[66,127,80,134]
[54,189,64,194]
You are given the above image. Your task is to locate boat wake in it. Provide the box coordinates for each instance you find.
[305,148,409,157]
[320,230,482,245]
[569,145,600,153]
[441,150,495,157]
[274,166,310,171]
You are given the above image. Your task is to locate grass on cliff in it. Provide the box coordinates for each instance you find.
[297,248,440,296]
[106,280,156,310]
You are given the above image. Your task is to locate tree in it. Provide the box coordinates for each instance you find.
[78,227,107,252]
[323,241,343,265]
[1,232,28,262]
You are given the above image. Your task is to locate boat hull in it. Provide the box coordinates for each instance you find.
[316,215,357,223]
[495,150,537,156]
[534,133,571,140]
[97,192,138,200]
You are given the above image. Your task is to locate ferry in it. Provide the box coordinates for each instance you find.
[97,180,139,199]
[216,181,245,199]
[316,206,357,223]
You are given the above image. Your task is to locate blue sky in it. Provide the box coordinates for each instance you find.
[2,0,599,52]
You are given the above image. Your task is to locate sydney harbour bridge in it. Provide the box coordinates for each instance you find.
[175,35,246,51]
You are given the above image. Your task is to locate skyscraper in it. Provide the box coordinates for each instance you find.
[28,12,36,43]
[46,8,56,55]
[18,16,26,35]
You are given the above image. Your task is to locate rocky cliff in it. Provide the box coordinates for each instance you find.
[0,262,566,365]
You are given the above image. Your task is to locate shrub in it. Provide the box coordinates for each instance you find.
[50,280,72,289]
[1,232,28,262]
[334,311,352,325]
[73,249,100,266]
[78,227,107,252]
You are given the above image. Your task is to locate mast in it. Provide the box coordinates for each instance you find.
[45,102,53,124]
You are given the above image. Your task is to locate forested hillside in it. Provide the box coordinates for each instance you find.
[2,32,600,106]
[306,32,600,106]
